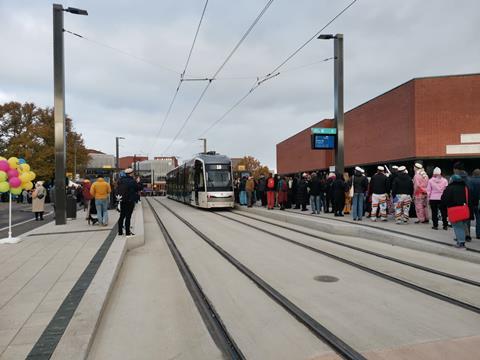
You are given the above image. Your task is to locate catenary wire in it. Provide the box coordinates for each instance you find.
[64,29,180,74]
[198,0,358,136]
[161,0,276,155]
[150,0,210,154]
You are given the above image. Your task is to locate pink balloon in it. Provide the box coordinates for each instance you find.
[9,177,21,188]
[0,160,9,172]
[7,169,19,178]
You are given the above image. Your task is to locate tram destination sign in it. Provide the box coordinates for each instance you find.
[311,127,337,135]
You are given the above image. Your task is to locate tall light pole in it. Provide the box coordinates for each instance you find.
[115,136,125,174]
[53,4,88,225]
[318,33,344,174]
[198,138,207,153]
[73,140,77,180]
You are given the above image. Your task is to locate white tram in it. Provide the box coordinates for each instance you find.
[166,152,234,208]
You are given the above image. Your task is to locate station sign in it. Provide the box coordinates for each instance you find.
[311,127,337,135]
[312,134,336,149]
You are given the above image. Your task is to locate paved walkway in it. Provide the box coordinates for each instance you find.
[0,210,119,359]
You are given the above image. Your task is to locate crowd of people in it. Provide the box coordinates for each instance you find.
[234,162,480,249]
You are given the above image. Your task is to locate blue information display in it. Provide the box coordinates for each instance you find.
[312,134,335,149]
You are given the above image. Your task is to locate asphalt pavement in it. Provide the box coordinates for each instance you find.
[0,202,55,240]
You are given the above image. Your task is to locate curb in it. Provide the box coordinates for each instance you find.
[50,234,128,360]
[236,206,480,264]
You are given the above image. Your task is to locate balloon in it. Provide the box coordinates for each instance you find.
[19,172,30,184]
[0,160,9,172]
[20,163,30,172]
[0,171,6,182]
[7,157,19,169]
[0,181,9,193]
[24,181,33,190]
[0,156,6,161]
[10,186,22,195]
[29,171,36,181]
[9,177,21,188]
[7,169,19,178]
[18,158,26,164]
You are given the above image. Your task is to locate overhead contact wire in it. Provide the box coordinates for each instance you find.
[199,0,359,135]
[162,0,276,155]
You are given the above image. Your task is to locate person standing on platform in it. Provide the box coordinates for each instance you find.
[453,162,473,241]
[471,169,480,239]
[266,174,276,209]
[325,173,335,213]
[246,176,255,208]
[427,167,448,230]
[90,175,111,226]
[117,168,137,236]
[296,173,309,211]
[333,172,346,217]
[370,166,389,221]
[309,172,321,214]
[343,172,352,215]
[442,174,474,248]
[392,166,413,224]
[257,174,266,207]
[239,176,247,206]
[351,167,368,221]
[32,181,46,221]
[277,176,288,210]
[82,179,92,214]
[413,163,429,224]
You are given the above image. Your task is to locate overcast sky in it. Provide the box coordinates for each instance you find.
[1,0,479,169]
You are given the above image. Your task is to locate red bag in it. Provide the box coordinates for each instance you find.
[267,177,275,189]
[447,187,470,223]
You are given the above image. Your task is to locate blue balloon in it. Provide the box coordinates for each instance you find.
[18,158,26,164]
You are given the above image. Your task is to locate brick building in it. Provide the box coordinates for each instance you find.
[277,73,480,175]
[119,156,148,170]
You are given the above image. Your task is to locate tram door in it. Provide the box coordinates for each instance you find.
[194,160,204,206]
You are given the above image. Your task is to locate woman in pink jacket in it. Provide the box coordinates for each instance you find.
[427,167,449,230]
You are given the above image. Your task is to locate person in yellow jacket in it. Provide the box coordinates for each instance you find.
[90,176,111,226]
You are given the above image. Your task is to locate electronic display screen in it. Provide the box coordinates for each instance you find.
[312,135,335,149]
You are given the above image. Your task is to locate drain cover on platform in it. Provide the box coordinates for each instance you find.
[314,275,339,283]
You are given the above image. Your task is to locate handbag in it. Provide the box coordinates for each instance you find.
[447,187,470,223]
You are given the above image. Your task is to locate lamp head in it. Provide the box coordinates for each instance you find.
[65,7,88,16]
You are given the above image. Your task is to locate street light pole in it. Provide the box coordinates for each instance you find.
[198,138,207,153]
[318,33,344,174]
[115,136,125,175]
[53,4,87,225]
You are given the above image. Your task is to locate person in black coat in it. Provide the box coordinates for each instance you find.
[441,174,475,248]
[296,174,309,211]
[332,172,347,216]
[391,166,413,224]
[325,174,335,213]
[117,168,139,236]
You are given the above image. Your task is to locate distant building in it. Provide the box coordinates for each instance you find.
[277,73,480,176]
[119,155,148,170]
[85,149,115,181]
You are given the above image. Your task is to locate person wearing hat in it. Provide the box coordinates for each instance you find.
[392,166,413,224]
[351,166,369,221]
[245,176,255,207]
[32,181,47,221]
[296,173,309,211]
[117,168,137,236]
[90,175,112,226]
[369,166,389,221]
[413,162,429,224]
[427,167,448,230]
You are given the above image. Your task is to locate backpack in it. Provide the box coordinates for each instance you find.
[267,177,275,189]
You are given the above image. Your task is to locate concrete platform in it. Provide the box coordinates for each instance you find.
[0,202,143,360]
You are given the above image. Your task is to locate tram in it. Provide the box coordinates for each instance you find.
[166,152,234,208]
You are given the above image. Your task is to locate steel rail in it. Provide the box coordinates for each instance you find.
[153,198,366,360]
[212,211,480,315]
[146,199,245,359]
[224,211,480,288]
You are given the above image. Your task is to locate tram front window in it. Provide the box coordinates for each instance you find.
[205,164,232,191]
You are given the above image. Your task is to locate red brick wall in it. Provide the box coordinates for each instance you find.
[414,74,480,157]
[119,156,147,170]
[276,119,335,174]
[344,81,416,166]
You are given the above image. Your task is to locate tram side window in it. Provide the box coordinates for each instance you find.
[194,161,204,191]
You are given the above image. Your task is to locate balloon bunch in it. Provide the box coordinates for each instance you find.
[0,157,36,195]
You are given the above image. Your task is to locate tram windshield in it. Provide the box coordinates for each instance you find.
[205,164,232,191]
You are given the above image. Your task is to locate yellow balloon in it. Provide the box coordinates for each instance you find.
[20,163,30,172]
[28,171,36,181]
[24,181,33,190]
[19,172,30,184]
[10,186,22,195]
[7,157,19,169]
[0,156,6,161]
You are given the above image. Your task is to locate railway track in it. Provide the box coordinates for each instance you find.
[214,210,480,314]
[284,209,480,254]
[148,198,366,360]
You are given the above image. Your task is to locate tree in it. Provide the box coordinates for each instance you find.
[0,102,90,181]
[235,156,271,178]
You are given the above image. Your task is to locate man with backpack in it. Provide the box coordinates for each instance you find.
[266,174,276,209]
[117,168,138,236]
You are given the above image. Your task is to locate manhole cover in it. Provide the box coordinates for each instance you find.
[314,275,339,283]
